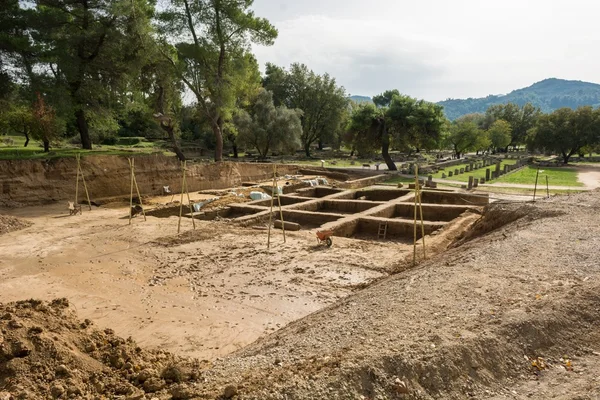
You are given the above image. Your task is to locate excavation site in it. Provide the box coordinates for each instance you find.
[1,156,599,400]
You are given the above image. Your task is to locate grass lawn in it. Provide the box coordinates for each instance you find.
[474,186,584,196]
[0,135,174,160]
[439,182,584,196]
[431,159,518,182]
[494,166,583,187]
[288,159,377,168]
[383,175,420,185]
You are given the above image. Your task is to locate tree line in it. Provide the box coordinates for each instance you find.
[1,1,599,163]
[0,0,349,160]
[346,97,600,166]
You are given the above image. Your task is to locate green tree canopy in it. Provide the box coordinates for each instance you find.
[444,117,485,158]
[531,106,600,163]
[485,102,540,149]
[262,62,348,157]
[487,119,512,151]
[234,89,302,158]
[158,0,277,161]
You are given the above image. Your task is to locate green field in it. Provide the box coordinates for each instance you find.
[432,159,518,182]
[494,166,583,187]
[438,181,584,196]
[0,135,174,160]
[289,158,381,168]
[383,175,420,185]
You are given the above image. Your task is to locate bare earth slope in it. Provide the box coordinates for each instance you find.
[195,191,600,399]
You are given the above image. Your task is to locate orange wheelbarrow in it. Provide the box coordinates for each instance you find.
[316,230,334,247]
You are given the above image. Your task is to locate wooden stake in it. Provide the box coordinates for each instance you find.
[77,154,92,210]
[75,154,80,207]
[418,185,426,260]
[413,165,418,267]
[413,164,426,265]
[546,175,550,198]
[178,161,185,234]
[132,159,146,222]
[533,167,540,202]
[275,165,286,243]
[183,161,196,231]
[129,158,134,225]
[267,166,275,249]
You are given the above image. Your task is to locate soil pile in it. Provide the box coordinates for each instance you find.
[0,299,207,400]
[0,215,31,236]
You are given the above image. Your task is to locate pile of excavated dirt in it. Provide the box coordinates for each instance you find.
[0,215,31,236]
[0,299,208,400]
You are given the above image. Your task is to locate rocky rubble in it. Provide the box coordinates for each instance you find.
[0,215,31,236]
[0,299,209,400]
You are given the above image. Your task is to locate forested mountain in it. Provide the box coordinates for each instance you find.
[439,78,600,120]
[349,95,373,104]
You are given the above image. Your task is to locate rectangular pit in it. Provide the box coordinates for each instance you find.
[294,187,345,198]
[348,217,446,242]
[277,210,343,230]
[249,196,311,207]
[293,200,379,215]
[370,203,479,221]
[205,205,266,220]
[419,191,489,205]
[336,189,412,202]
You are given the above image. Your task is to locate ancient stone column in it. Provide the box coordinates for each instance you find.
[473,178,479,188]
[486,169,491,181]
[468,176,474,190]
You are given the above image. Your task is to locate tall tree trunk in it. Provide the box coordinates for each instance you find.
[304,143,311,158]
[162,124,185,162]
[212,117,224,162]
[380,121,396,171]
[318,139,323,150]
[562,150,573,164]
[23,132,29,147]
[350,147,355,157]
[232,144,238,158]
[75,108,92,150]
[43,139,49,152]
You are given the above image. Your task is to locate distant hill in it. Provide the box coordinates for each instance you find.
[349,95,373,104]
[438,78,600,120]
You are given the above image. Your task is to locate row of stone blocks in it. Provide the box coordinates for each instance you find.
[440,158,528,180]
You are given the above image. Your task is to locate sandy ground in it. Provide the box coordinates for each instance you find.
[577,166,600,188]
[2,189,600,399]
[0,201,415,361]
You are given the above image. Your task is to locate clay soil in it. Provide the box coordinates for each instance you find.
[1,190,600,399]
[1,195,466,363]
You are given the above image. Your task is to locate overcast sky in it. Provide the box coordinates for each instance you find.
[250,0,600,102]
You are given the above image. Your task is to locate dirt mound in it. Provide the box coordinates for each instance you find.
[453,201,566,245]
[0,215,31,236]
[0,299,208,400]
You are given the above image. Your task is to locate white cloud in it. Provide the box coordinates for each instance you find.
[251,0,600,101]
